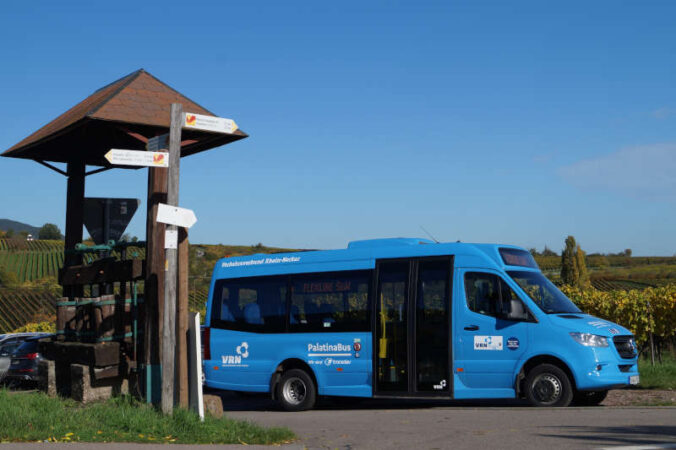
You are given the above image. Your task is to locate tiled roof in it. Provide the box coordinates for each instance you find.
[2,69,247,164]
[90,70,214,127]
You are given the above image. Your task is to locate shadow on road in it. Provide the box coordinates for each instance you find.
[206,389,532,412]
[538,425,676,447]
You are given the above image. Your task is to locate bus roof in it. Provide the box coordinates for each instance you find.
[212,238,534,280]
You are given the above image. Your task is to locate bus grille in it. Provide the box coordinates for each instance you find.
[613,336,637,359]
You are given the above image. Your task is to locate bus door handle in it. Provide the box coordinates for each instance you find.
[464,325,479,331]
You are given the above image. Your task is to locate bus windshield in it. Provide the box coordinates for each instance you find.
[507,270,581,314]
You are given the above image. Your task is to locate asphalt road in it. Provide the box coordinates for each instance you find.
[218,392,676,449]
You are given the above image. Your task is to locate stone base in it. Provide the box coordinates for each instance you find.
[37,360,57,397]
[204,394,223,418]
[38,359,128,403]
[71,364,128,403]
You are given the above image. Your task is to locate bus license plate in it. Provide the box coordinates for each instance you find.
[629,375,639,385]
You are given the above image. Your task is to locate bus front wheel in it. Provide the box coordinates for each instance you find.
[525,364,573,407]
[276,369,316,411]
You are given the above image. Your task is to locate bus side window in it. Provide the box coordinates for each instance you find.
[465,272,500,316]
[220,287,235,322]
[211,278,286,333]
[290,271,370,332]
[243,302,263,324]
[238,288,258,320]
[465,272,529,320]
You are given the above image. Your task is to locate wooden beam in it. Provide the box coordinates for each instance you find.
[162,103,183,414]
[144,165,167,404]
[40,341,121,367]
[85,166,113,177]
[117,126,150,144]
[64,160,86,297]
[59,259,145,285]
[36,160,67,176]
[177,227,189,408]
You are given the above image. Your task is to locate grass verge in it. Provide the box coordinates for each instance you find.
[0,389,295,444]
[638,355,676,390]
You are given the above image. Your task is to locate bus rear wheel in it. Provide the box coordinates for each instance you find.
[276,369,316,411]
[525,364,573,407]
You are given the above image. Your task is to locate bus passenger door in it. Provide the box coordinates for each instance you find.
[375,257,452,396]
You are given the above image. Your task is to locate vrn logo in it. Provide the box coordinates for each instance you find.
[222,342,249,365]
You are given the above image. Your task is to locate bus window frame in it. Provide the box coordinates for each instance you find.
[210,270,373,334]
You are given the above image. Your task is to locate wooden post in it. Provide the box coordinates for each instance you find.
[162,103,183,414]
[144,166,167,404]
[177,227,189,408]
[64,160,86,297]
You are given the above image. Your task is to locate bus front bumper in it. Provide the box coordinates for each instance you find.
[575,360,639,390]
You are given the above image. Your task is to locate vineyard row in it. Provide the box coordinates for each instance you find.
[0,251,63,282]
[0,288,58,333]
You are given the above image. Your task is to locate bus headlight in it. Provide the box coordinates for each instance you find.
[570,332,609,347]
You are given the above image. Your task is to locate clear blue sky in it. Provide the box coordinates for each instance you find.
[1,1,675,255]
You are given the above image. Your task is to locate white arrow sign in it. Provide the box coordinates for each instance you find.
[156,203,197,228]
[183,112,238,134]
[105,149,169,168]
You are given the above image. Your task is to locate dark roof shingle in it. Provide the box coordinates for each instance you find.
[2,69,247,165]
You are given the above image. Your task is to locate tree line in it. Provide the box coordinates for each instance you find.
[0,223,64,240]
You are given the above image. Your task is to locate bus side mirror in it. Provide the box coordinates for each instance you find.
[503,299,530,321]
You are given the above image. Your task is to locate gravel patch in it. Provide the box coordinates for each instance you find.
[603,388,676,406]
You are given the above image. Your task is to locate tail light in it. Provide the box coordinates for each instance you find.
[24,353,39,360]
[201,327,210,361]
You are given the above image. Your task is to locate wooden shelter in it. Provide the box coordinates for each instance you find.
[3,68,246,266]
[1,69,247,403]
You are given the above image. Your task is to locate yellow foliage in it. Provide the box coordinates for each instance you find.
[561,284,676,347]
[12,321,56,333]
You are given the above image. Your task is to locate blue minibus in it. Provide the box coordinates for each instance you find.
[203,238,639,411]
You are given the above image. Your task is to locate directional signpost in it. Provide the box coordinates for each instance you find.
[156,203,198,228]
[183,112,238,134]
[104,149,169,168]
[157,106,239,415]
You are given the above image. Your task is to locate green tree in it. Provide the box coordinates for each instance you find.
[119,234,140,243]
[38,223,63,240]
[560,236,590,289]
[575,245,590,288]
[561,236,579,286]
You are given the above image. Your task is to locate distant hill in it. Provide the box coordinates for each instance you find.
[0,219,40,236]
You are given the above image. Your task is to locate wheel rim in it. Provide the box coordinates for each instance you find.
[531,373,562,405]
[282,377,307,406]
